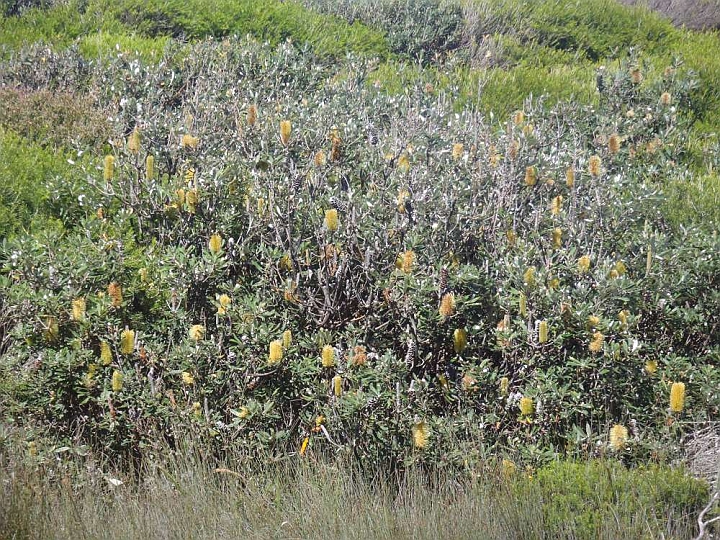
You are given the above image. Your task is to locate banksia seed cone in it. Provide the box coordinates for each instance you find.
[128,128,141,154]
[589,331,604,353]
[519,397,533,416]
[453,328,467,353]
[181,134,199,149]
[103,155,114,182]
[670,382,685,412]
[120,328,134,355]
[439,292,455,318]
[108,282,122,306]
[209,233,222,254]
[321,345,335,368]
[145,155,154,180]
[525,166,537,186]
[100,342,112,365]
[538,320,548,343]
[112,370,123,392]
[552,228,562,249]
[660,92,672,106]
[578,255,591,274]
[412,420,429,449]
[519,293,527,317]
[452,143,464,160]
[588,155,601,177]
[71,298,86,322]
[499,377,510,395]
[325,209,339,232]
[610,424,628,451]
[630,68,642,84]
[280,120,292,146]
[438,267,448,297]
[282,330,292,349]
[523,266,536,288]
[269,340,283,365]
[333,375,342,397]
[566,166,575,188]
[247,104,257,126]
[551,195,563,216]
[608,133,621,154]
[182,371,194,385]
[189,325,205,342]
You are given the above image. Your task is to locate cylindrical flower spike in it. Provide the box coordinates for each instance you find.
[120,328,134,355]
[439,292,455,318]
[499,377,510,395]
[552,228,562,249]
[269,340,283,365]
[71,298,86,322]
[608,133,621,154]
[332,375,342,397]
[453,328,467,353]
[566,166,575,188]
[282,330,292,349]
[452,143,464,160]
[280,120,292,146]
[525,166,537,186]
[325,209,339,232]
[523,266,536,288]
[112,370,123,392]
[519,397,534,416]
[100,342,112,365]
[321,345,335,368]
[412,420,429,449]
[588,155,602,177]
[610,424,628,451]
[103,155,115,182]
[670,382,685,413]
[550,196,563,216]
[145,155,155,180]
[209,233,222,254]
[247,104,258,126]
[538,320,548,343]
[128,128,141,154]
[519,292,527,317]
[578,255,591,274]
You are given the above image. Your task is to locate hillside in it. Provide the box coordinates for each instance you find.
[0,1,719,538]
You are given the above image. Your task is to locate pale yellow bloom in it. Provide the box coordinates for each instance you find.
[412,420,429,449]
[269,340,283,365]
[280,120,292,146]
[282,329,292,349]
[71,298,86,322]
[453,328,467,353]
[321,345,335,368]
[519,397,533,416]
[120,329,134,355]
[670,382,685,413]
[209,233,222,254]
[610,424,628,450]
[182,371,195,385]
[189,324,205,342]
[112,370,123,392]
[325,209,339,232]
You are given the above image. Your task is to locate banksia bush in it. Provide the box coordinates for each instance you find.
[268,340,283,365]
[670,382,686,413]
[610,424,629,451]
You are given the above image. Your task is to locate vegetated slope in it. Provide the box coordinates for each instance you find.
[619,0,720,30]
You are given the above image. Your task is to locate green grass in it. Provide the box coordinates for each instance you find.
[0,433,709,540]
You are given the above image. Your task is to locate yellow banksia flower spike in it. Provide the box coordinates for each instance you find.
[209,233,222,254]
[280,120,292,146]
[282,329,292,349]
[453,328,467,353]
[182,371,194,385]
[299,436,309,456]
[325,209,339,232]
[269,340,283,365]
[608,133,621,154]
[397,153,410,172]
[181,134,199,149]
[412,420,429,449]
[100,342,112,365]
[499,376,510,395]
[112,370,123,392]
[108,282,123,307]
[610,424,628,451]
[525,166,537,186]
[538,320,549,343]
[189,325,205,342]
[660,92,672,106]
[128,128,141,154]
[333,375,342,397]
[314,150,326,167]
[85,363,98,387]
[523,266,536,288]
[193,401,202,419]
[398,250,415,273]
[502,459,517,479]
[578,255,591,274]
[552,227,562,249]
[186,189,198,213]
[670,382,685,413]
[588,155,602,177]
[217,294,231,315]
[103,155,115,182]
[519,292,527,317]
[71,298,86,322]
[566,166,575,188]
[645,359,658,375]
[321,345,335,368]
[145,155,155,180]
[550,195,563,216]
[519,396,534,416]
[618,309,629,327]
[452,143,464,160]
[506,229,517,247]
[120,328,134,355]
[513,110,525,126]
[589,331,604,353]
[439,292,455,318]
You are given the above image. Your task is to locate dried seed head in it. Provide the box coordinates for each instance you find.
[247,104,257,127]
[608,133,621,154]
[108,282,123,307]
[352,345,367,366]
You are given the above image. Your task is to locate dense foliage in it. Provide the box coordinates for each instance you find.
[0,29,717,471]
